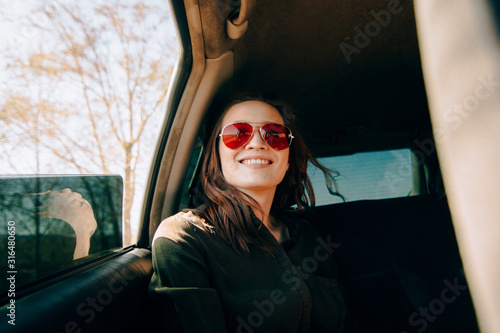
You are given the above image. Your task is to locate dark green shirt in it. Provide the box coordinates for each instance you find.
[150,210,346,332]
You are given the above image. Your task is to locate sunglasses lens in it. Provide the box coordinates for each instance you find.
[221,123,254,149]
[261,124,291,150]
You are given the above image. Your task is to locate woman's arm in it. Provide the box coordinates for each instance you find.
[149,213,227,332]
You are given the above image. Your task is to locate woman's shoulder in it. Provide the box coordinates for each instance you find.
[153,210,211,243]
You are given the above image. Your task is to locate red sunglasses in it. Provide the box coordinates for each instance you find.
[219,122,294,150]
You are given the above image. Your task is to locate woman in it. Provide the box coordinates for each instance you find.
[150,93,346,332]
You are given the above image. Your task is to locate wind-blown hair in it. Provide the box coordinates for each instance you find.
[189,92,340,254]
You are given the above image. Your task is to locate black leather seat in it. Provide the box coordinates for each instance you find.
[299,195,479,333]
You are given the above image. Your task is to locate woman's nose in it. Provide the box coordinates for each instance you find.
[245,128,268,149]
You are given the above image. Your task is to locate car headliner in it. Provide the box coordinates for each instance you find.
[197,0,430,157]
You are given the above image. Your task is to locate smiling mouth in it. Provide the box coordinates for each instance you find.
[240,159,272,165]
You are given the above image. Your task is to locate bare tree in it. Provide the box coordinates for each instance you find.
[0,0,177,245]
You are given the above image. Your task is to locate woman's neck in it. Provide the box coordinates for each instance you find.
[243,189,274,225]
[244,190,288,243]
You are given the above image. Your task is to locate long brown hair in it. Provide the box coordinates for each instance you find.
[189,92,341,254]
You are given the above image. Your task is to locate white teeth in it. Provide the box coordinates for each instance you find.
[241,159,271,165]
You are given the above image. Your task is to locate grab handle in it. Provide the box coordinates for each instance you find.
[226,0,256,39]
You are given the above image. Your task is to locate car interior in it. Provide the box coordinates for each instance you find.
[2,0,499,332]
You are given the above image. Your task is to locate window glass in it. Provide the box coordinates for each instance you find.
[0,175,122,292]
[309,149,414,206]
[0,0,179,290]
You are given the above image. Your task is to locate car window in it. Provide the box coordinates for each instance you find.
[309,149,414,205]
[0,175,123,293]
[0,1,179,292]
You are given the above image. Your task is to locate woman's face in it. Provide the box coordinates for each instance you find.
[218,100,290,198]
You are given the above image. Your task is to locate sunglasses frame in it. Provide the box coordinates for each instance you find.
[219,122,294,150]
